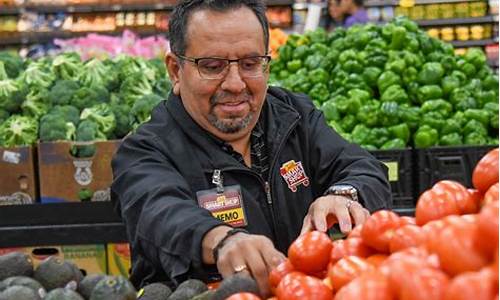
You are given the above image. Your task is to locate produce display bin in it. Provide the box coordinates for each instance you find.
[416,145,498,195]
[0,146,38,205]
[369,149,415,209]
[37,140,121,203]
[0,244,107,275]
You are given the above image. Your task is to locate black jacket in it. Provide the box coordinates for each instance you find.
[111,87,391,288]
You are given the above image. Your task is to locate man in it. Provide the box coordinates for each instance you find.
[338,0,369,27]
[111,0,391,295]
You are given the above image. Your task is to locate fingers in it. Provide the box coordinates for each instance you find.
[349,202,368,226]
[312,204,329,232]
[300,214,313,235]
[333,201,352,233]
[242,245,271,295]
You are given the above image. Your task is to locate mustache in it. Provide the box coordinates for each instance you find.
[209,90,252,106]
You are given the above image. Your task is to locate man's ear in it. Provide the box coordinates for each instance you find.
[165,52,181,95]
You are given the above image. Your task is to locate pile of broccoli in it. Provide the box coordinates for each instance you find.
[0,51,171,155]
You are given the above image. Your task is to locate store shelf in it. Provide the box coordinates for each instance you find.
[451,38,499,48]
[0,202,126,247]
[416,15,498,26]
[365,0,485,6]
[0,29,165,46]
[266,0,294,6]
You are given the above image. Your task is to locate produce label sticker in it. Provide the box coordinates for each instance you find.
[383,162,399,182]
[197,185,247,227]
[280,160,310,192]
[2,151,21,164]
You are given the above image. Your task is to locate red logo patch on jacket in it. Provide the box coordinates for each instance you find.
[280,160,310,192]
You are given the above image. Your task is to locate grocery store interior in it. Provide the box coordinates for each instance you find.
[0,0,498,299]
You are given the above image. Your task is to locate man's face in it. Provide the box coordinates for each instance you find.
[167,7,269,142]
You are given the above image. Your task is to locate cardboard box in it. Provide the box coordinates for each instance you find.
[0,244,107,275]
[107,243,131,277]
[37,140,121,203]
[0,146,38,205]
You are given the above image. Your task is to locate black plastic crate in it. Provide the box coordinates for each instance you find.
[416,145,498,196]
[369,149,415,209]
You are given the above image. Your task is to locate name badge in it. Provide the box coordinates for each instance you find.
[197,185,247,228]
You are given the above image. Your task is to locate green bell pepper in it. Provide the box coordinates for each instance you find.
[464,48,487,70]
[278,45,293,62]
[417,85,443,103]
[381,138,406,150]
[403,51,423,68]
[293,45,310,60]
[414,125,439,148]
[342,115,357,133]
[457,59,477,78]
[309,43,329,56]
[356,101,380,127]
[352,124,371,145]
[399,104,421,130]
[420,111,446,131]
[440,133,463,146]
[328,120,344,133]
[450,88,478,111]
[320,101,341,121]
[482,75,499,91]
[476,90,497,107]
[368,127,390,148]
[421,99,453,118]
[389,26,407,50]
[386,59,406,75]
[417,62,445,85]
[388,123,410,143]
[402,67,418,86]
[378,101,401,126]
[450,70,467,84]
[309,69,329,86]
[377,71,401,94]
[304,54,323,70]
[464,119,488,136]
[348,89,371,104]
[484,102,499,114]
[464,132,489,145]
[441,76,461,96]
[440,55,456,73]
[441,119,462,135]
[362,67,382,88]
[286,60,302,72]
[464,109,491,128]
[418,34,434,55]
[381,85,409,104]
[308,83,330,103]
[342,60,364,74]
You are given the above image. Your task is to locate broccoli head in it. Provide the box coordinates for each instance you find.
[49,80,80,106]
[72,119,107,157]
[21,89,50,120]
[78,58,109,88]
[80,103,116,138]
[51,52,83,81]
[0,109,9,124]
[110,102,132,138]
[119,72,153,106]
[0,51,24,79]
[0,115,38,147]
[71,85,110,110]
[0,61,22,113]
[20,60,55,89]
[49,105,80,126]
[39,113,76,142]
[130,93,163,129]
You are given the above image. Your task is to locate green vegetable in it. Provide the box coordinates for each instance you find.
[286,60,302,72]
[464,48,487,70]
[352,124,371,145]
[377,71,401,94]
[0,115,38,147]
[39,113,76,142]
[80,103,116,137]
[381,138,406,149]
[441,119,462,135]
[362,67,382,87]
[441,76,460,96]
[388,123,410,143]
[49,80,80,106]
[418,62,444,85]
[414,125,439,148]
[381,85,408,104]
[320,101,341,121]
[464,132,488,145]
[417,85,443,103]
[463,119,488,136]
[130,93,163,130]
[464,109,491,128]
[356,101,380,127]
[420,111,446,131]
[421,99,453,118]
[378,101,400,126]
[440,133,463,146]
[341,115,357,132]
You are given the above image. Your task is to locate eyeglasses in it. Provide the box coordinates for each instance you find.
[176,54,271,80]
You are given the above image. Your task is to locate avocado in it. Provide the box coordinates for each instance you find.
[2,276,45,296]
[33,256,83,291]
[138,282,172,299]
[0,252,33,280]
[0,285,41,300]
[190,290,215,300]
[168,279,207,300]
[44,288,84,300]
[211,274,260,300]
[89,276,136,300]
[77,274,106,300]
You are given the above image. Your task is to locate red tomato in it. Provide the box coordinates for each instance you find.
[468,188,483,208]
[334,271,394,300]
[434,180,478,214]
[476,201,499,258]
[361,210,401,253]
[328,256,374,292]
[226,293,262,300]
[436,219,489,276]
[389,225,426,253]
[347,224,363,238]
[288,231,333,275]
[473,148,499,194]
[276,272,333,300]
[445,269,497,300]
[330,237,374,264]
[365,254,388,267]
[268,259,295,292]
[421,220,446,252]
[399,267,449,300]
[400,216,416,225]
[416,189,460,226]
[483,183,499,206]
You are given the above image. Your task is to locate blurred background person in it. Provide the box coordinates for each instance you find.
[339,0,369,27]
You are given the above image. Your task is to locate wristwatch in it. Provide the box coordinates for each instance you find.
[324,184,359,202]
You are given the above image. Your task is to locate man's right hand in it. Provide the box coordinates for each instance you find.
[202,226,285,296]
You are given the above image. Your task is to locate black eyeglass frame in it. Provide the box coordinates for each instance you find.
[175,53,272,79]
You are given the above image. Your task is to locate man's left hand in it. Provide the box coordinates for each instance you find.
[300,195,370,234]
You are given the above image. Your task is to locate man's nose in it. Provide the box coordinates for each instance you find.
[220,63,246,93]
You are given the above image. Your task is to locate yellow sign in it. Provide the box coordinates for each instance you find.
[384,162,399,182]
[399,0,415,8]
[213,208,245,225]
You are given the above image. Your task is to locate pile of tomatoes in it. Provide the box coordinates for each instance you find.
[228,148,499,300]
